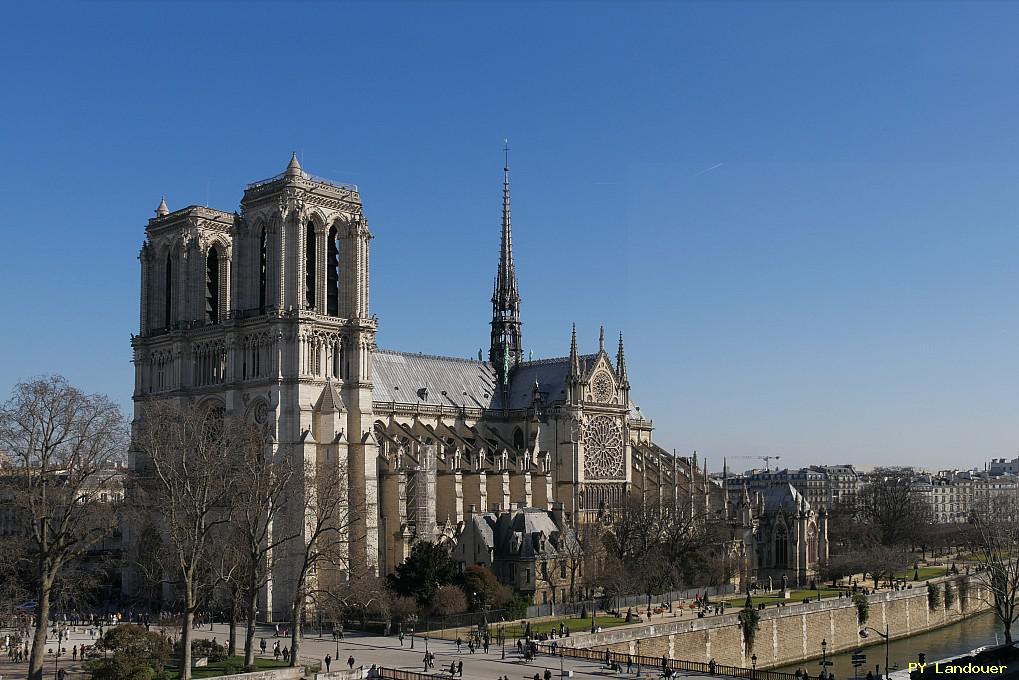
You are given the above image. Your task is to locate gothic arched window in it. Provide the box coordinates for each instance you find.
[206,246,220,324]
[259,226,268,312]
[775,524,789,568]
[164,251,173,329]
[327,225,339,316]
[305,222,317,310]
[513,427,525,451]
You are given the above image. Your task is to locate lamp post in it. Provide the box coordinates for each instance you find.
[752,654,757,676]
[860,625,890,679]
[408,614,417,650]
[54,627,63,680]
[636,639,641,676]
[559,648,564,679]
[822,639,828,678]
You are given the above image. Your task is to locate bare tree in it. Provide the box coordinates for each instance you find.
[132,400,244,680]
[229,437,295,669]
[855,475,932,548]
[969,499,1019,644]
[287,460,359,666]
[0,376,127,680]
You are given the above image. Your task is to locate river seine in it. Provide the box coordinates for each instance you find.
[774,612,1003,678]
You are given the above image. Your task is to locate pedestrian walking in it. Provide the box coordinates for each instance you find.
[260,638,266,656]
[348,655,355,670]
[282,646,290,663]
[325,654,332,672]
[457,660,463,677]
[456,636,462,652]
[399,630,405,647]
[423,653,430,672]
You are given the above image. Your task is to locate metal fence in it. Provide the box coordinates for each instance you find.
[526,584,737,619]
[376,668,434,680]
[533,643,798,680]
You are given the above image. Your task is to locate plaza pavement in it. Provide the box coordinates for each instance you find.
[0,623,716,680]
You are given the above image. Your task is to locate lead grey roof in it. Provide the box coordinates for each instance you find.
[372,350,499,408]
[762,483,809,514]
[372,350,596,411]
[372,349,646,418]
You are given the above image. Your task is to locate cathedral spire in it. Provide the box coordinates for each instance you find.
[490,141,523,375]
[598,325,605,353]
[569,323,580,378]
[155,196,169,217]
[616,331,628,384]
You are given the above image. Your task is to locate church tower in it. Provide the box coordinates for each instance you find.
[490,143,523,380]
[131,154,379,619]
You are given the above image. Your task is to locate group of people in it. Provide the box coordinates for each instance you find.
[454,631,491,654]
[268,639,291,662]
[794,668,836,680]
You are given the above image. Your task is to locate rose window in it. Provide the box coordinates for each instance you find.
[591,371,614,403]
[583,415,624,479]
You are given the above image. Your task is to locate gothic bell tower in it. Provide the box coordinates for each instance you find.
[490,144,523,380]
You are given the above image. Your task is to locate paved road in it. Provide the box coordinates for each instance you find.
[0,624,715,680]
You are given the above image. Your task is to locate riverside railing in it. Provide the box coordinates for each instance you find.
[533,643,798,680]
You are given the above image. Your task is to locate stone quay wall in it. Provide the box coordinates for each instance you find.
[566,577,990,669]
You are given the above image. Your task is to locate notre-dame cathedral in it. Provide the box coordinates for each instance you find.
[129,153,722,618]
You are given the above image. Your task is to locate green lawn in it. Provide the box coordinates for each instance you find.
[167,656,292,679]
[493,615,628,638]
[893,566,948,581]
[723,588,844,608]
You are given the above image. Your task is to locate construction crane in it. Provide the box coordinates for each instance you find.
[732,455,781,471]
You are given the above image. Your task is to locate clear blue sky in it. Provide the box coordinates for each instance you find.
[3,1,1019,471]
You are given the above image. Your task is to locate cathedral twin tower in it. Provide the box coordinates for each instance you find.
[131,152,704,618]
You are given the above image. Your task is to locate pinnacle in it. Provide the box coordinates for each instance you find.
[285,151,302,177]
[155,196,169,217]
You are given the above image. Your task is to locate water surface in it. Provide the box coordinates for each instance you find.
[773,612,1003,678]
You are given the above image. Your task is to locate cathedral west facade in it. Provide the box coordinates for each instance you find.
[129,153,721,618]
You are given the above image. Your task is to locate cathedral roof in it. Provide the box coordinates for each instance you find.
[372,349,646,415]
[372,350,498,408]
[762,483,810,515]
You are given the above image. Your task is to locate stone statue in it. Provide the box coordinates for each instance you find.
[782,574,788,590]
[768,576,773,592]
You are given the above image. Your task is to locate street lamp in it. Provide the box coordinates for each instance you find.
[636,639,641,676]
[822,639,827,678]
[559,647,564,678]
[860,625,890,679]
[408,614,417,650]
[752,654,757,675]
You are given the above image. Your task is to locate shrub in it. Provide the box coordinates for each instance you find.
[432,584,468,616]
[188,638,227,663]
[738,605,760,655]
[927,583,941,611]
[852,593,869,626]
[85,624,171,680]
[944,583,955,610]
[958,578,969,611]
[504,595,530,619]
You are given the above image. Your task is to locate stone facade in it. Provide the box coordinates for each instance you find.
[127,154,719,619]
[725,483,829,588]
